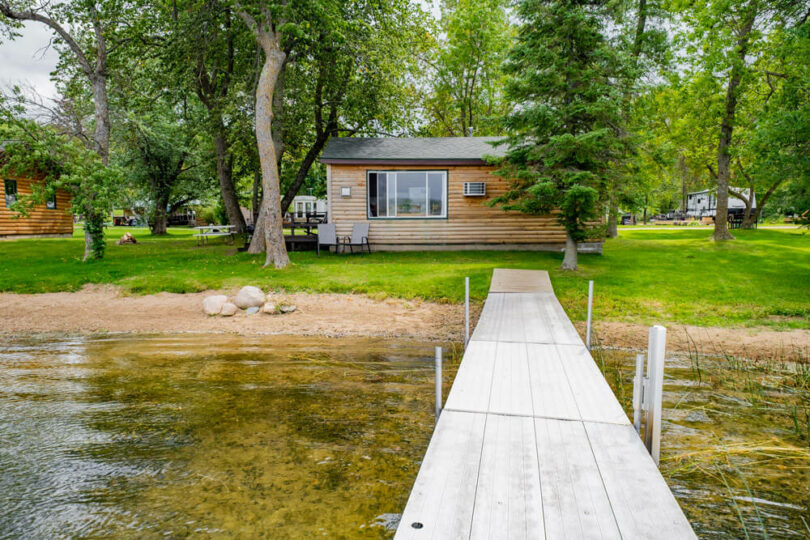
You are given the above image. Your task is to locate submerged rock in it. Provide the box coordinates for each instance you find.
[220,302,238,317]
[202,295,228,316]
[684,410,712,423]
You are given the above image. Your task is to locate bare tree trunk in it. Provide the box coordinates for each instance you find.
[239,11,289,268]
[561,233,578,271]
[607,201,618,238]
[247,53,288,255]
[213,127,246,233]
[714,15,755,241]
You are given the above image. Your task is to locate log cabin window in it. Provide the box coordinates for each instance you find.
[367,171,446,218]
[4,179,17,208]
[46,191,57,210]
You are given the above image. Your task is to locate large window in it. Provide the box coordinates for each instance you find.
[367,171,446,218]
[4,179,17,208]
[46,192,57,210]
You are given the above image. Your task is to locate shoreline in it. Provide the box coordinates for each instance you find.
[1,286,807,360]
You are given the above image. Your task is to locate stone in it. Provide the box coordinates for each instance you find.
[261,302,278,314]
[245,306,259,315]
[280,304,297,314]
[234,286,265,309]
[116,232,138,245]
[203,295,228,316]
[220,302,238,317]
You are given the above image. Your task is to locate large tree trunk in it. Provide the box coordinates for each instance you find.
[561,233,578,270]
[250,39,289,268]
[151,192,169,235]
[714,16,755,241]
[213,127,246,233]
[247,61,288,255]
[607,201,618,238]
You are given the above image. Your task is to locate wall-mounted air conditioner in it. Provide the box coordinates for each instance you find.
[463,182,486,197]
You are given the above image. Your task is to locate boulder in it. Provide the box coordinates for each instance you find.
[261,302,278,314]
[280,304,297,314]
[203,295,228,316]
[220,302,238,317]
[234,286,265,309]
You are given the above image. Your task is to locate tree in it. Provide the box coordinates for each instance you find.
[675,0,808,240]
[234,1,293,268]
[421,0,511,136]
[490,0,629,270]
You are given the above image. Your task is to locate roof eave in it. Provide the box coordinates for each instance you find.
[321,158,492,166]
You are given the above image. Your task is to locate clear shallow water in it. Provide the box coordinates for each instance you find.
[0,335,458,538]
[596,348,810,539]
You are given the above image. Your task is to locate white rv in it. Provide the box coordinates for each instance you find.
[290,195,328,220]
[686,188,754,218]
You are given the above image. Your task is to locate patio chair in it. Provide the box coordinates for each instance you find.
[317,223,340,255]
[343,223,371,254]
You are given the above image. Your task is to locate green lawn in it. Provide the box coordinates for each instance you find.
[1,226,808,329]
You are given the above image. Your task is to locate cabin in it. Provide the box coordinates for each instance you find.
[320,137,603,252]
[1,151,73,238]
[686,188,754,218]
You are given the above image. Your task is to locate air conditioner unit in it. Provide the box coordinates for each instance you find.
[463,182,486,197]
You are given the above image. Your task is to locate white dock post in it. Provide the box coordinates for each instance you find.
[464,277,470,347]
[585,280,594,350]
[644,325,667,465]
[435,346,443,424]
[632,353,644,434]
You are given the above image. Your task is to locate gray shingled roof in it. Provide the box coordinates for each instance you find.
[321,137,506,162]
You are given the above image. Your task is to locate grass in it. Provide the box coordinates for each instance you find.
[1,226,808,329]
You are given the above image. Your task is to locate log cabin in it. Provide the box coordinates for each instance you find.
[1,149,74,238]
[321,137,603,252]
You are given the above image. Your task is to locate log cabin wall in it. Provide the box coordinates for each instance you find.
[0,175,74,238]
[327,163,603,251]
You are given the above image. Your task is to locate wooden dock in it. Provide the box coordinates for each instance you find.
[396,269,695,539]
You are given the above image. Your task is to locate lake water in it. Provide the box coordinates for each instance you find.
[2,335,808,538]
[0,335,458,538]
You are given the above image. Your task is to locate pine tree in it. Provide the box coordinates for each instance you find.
[490,0,630,270]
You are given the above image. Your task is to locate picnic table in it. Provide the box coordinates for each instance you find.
[193,225,237,246]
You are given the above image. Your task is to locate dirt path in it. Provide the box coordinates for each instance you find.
[1,286,807,360]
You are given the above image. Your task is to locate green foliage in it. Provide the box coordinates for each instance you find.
[421,0,512,136]
[491,0,630,246]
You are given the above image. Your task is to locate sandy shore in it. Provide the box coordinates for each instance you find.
[1,286,807,360]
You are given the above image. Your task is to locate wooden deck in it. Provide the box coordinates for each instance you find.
[396,269,695,539]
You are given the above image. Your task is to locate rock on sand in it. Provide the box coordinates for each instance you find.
[234,286,265,309]
[203,295,228,315]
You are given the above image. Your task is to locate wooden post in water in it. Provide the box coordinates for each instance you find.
[644,326,666,465]
[435,346,442,424]
[585,280,594,350]
[464,277,470,348]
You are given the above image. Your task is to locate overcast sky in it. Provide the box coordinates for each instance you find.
[0,1,441,103]
[0,22,60,100]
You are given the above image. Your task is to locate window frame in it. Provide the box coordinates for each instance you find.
[365,170,448,220]
[46,191,57,210]
[4,179,17,208]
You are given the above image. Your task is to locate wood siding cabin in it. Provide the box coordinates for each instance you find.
[321,137,603,252]
[1,166,73,238]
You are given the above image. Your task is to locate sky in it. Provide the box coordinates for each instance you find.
[0,22,60,100]
[0,1,441,103]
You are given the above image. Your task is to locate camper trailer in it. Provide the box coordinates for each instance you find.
[686,188,754,218]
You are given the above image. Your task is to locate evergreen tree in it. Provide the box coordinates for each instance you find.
[491,0,630,270]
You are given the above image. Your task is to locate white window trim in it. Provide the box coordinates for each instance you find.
[367,170,447,219]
